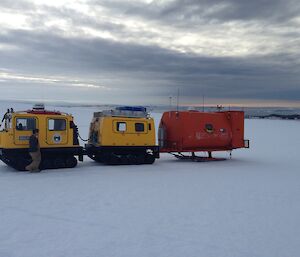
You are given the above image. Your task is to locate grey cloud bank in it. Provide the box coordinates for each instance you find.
[0,0,299,106]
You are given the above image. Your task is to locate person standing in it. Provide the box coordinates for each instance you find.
[25,129,41,172]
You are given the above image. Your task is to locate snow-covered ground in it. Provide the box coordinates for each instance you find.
[0,103,300,257]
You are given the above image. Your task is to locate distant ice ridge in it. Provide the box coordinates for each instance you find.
[0,99,299,119]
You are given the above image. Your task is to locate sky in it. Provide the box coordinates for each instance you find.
[0,0,300,107]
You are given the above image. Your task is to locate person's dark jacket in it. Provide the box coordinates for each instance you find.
[29,135,39,152]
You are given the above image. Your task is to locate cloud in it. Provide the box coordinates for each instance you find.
[0,0,299,105]
[0,70,110,89]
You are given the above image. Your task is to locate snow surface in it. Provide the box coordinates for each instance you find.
[0,103,300,257]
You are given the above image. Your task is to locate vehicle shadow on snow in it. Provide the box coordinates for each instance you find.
[0,156,263,176]
[0,164,31,177]
[158,155,263,167]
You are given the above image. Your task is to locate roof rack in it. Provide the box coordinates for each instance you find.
[116,106,147,112]
[94,106,148,118]
[33,103,45,110]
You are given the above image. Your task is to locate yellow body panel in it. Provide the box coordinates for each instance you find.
[0,112,75,149]
[89,116,156,146]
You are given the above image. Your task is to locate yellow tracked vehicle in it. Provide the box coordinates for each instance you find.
[85,106,159,164]
[0,104,83,171]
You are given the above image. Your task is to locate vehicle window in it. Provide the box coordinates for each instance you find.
[117,122,126,132]
[48,119,66,131]
[135,123,145,132]
[16,118,36,131]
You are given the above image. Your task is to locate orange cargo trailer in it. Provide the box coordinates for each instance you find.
[158,110,249,161]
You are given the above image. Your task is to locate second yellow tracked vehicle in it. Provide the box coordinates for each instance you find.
[86,106,159,164]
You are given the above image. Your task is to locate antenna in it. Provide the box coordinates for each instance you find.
[176,88,179,112]
[169,96,172,110]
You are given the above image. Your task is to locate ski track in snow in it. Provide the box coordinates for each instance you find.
[0,102,300,257]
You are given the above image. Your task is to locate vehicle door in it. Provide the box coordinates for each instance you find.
[14,116,37,145]
[46,118,68,145]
